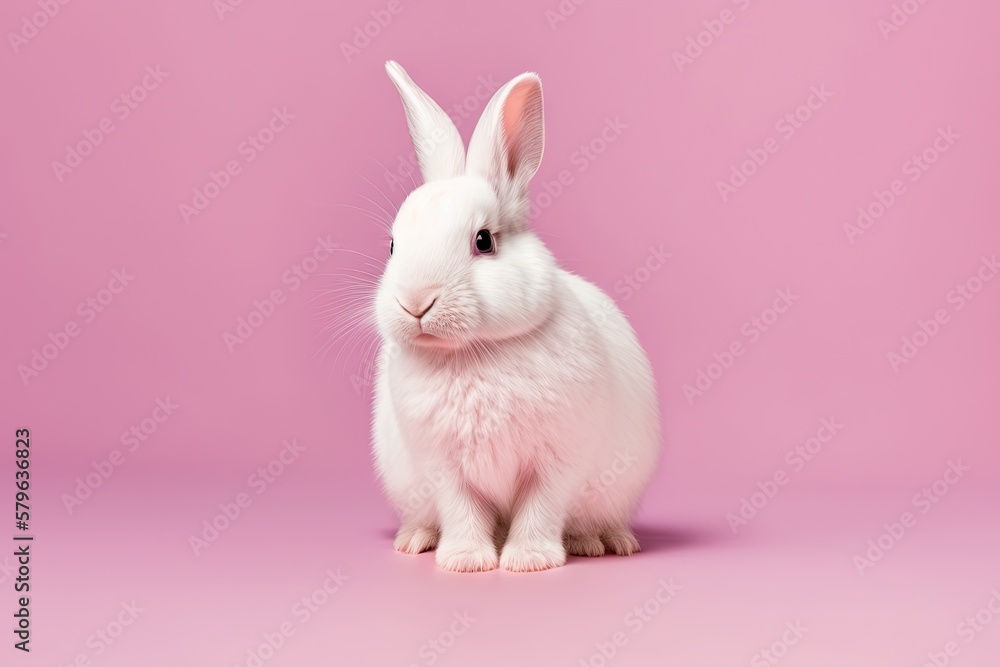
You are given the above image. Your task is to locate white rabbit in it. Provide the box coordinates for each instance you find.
[371,61,660,572]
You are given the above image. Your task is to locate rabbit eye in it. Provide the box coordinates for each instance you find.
[389,239,393,256]
[474,229,495,255]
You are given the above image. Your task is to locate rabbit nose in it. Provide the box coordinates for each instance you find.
[397,292,438,319]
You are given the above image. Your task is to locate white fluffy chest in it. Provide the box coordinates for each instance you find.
[393,357,552,453]
[387,343,594,498]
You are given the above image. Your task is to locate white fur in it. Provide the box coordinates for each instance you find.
[371,62,660,572]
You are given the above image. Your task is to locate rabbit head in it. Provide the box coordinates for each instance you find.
[375,61,557,351]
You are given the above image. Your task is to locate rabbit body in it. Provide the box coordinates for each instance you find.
[370,63,660,572]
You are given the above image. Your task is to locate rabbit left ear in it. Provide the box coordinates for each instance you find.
[385,61,466,183]
[466,72,544,198]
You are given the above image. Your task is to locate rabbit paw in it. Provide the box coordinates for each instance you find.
[435,540,499,572]
[565,533,606,557]
[602,528,641,556]
[500,539,567,572]
[394,526,439,554]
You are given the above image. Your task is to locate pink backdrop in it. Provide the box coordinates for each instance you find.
[2,1,998,665]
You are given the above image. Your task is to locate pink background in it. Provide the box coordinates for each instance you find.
[2,0,999,665]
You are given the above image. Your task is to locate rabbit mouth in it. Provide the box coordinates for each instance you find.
[412,332,458,348]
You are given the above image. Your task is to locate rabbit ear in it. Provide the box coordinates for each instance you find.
[466,72,544,200]
[385,61,465,183]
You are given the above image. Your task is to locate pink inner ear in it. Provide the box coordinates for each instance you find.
[502,81,534,177]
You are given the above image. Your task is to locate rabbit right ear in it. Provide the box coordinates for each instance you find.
[464,72,544,225]
[385,61,465,183]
